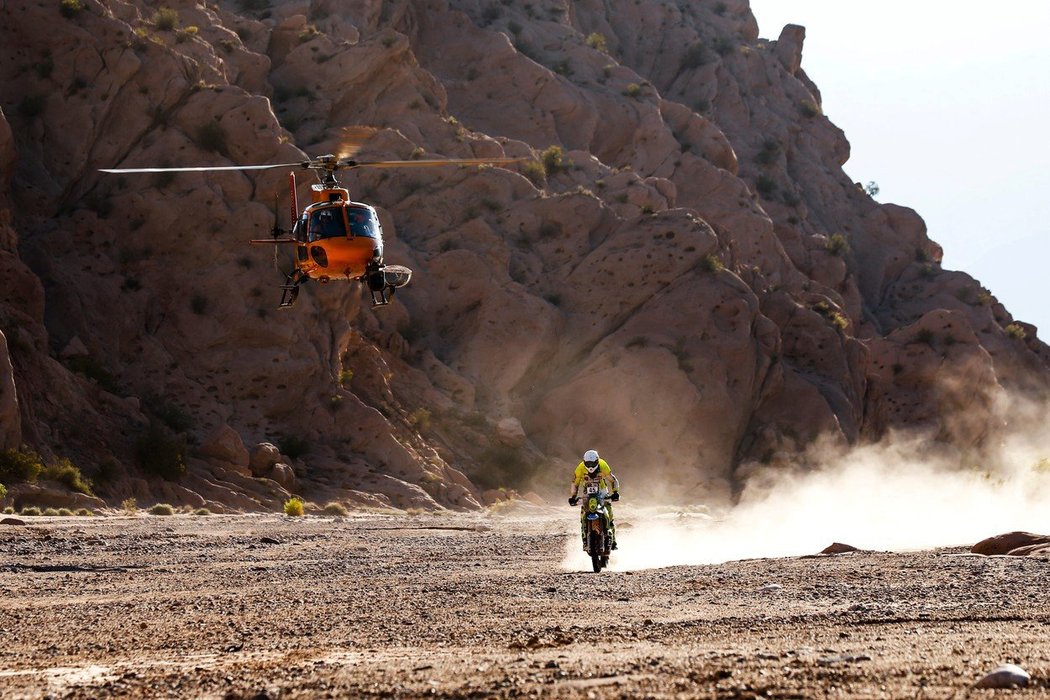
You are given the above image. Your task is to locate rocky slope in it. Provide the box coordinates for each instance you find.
[0,0,1047,510]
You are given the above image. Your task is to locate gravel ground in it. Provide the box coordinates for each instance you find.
[1,506,1048,698]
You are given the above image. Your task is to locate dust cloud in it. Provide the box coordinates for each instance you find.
[562,429,1050,572]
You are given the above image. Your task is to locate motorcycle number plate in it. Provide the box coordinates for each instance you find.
[585,485,599,495]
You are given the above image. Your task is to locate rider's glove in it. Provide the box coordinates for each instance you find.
[568,496,579,506]
[611,492,620,501]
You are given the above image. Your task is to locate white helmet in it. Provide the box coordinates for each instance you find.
[583,450,600,473]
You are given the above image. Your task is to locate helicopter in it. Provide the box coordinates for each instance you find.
[100,130,521,307]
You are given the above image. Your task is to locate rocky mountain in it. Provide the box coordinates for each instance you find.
[1,0,1047,511]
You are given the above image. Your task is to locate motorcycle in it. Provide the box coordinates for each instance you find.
[573,479,615,572]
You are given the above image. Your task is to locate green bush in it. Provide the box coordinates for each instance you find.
[196,120,229,156]
[59,0,85,17]
[623,83,642,98]
[755,175,777,198]
[284,497,305,516]
[323,501,348,516]
[585,32,607,53]
[540,145,566,176]
[136,425,187,480]
[148,503,175,515]
[277,435,309,460]
[2,506,14,514]
[408,408,431,430]
[152,400,195,433]
[192,507,210,516]
[799,100,820,118]
[681,42,709,70]
[1005,323,1027,340]
[825,233,849,256]
[43,507,60,516]
[0,483,6,500]
[153,7,178,30]
[40,459,94,495]
[521,160,545,187]
[0,448,44,482]
[75,508,93,516]
[57,508,74,517]
[21,506,41,516]
[701,253,725,273]
[122,497,138,515]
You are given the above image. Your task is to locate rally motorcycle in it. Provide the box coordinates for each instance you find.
[573,479,615,572]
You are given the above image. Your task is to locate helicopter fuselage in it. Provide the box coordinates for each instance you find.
[295,184,383,282]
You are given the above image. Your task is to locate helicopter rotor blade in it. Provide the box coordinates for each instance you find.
[343,157,525,170]
[334,126,379,161]
[99,162,307,174]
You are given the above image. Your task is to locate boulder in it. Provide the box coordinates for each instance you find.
[199,424,250,471]
[971,532,1050,556]
[249,443,283,477]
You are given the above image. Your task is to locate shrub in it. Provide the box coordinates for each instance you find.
[323,501,348,516]
[1005,323,1027,340]
[153,7,179,31]
[192,507,210,516]
[57,508,74,517]
[40,458,94,495]
[135,424,187,480]
[0,448,44,482]
[59,0,84,18]
[825,233,849,256]
[755,175,777,198]
[713,36,735,57]
[681,42,709,70]
[521,160,546,187]
[799,100,820,118]
[0,483,5,500]
[152,400,194,433]
[43,507,60,516]
[338,368,354,386]
[585,32,607,53]
[701,253,725,273]
[277,435,309,460]
[148,503,175,515]
[540,145,566,175]
[122,497,138,515]
[21,506,41,516]
[75,508,93,516]
[196,120,229,156]
[754,138,780,165]
[284,497,305,516]
[408,408,431,430]
[2,506,14,514]
[623,83,642,98]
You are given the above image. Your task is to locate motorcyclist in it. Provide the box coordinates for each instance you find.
[568,449,620,549]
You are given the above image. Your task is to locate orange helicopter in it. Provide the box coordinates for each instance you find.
[101,131,521,307]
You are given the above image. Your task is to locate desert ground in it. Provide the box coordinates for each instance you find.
[0,505,1047,699]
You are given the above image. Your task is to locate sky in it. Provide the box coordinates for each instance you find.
[748,1,1050,334]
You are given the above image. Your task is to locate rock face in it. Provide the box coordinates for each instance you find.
[0,0,1048,509]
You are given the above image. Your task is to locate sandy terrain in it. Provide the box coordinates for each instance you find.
[1,506,1048,698]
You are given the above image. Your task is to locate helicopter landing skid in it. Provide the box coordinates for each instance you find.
[278,270,306,309]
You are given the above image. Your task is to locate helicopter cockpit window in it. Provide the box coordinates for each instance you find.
[347,208,379,239]
[309,207,347,241]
